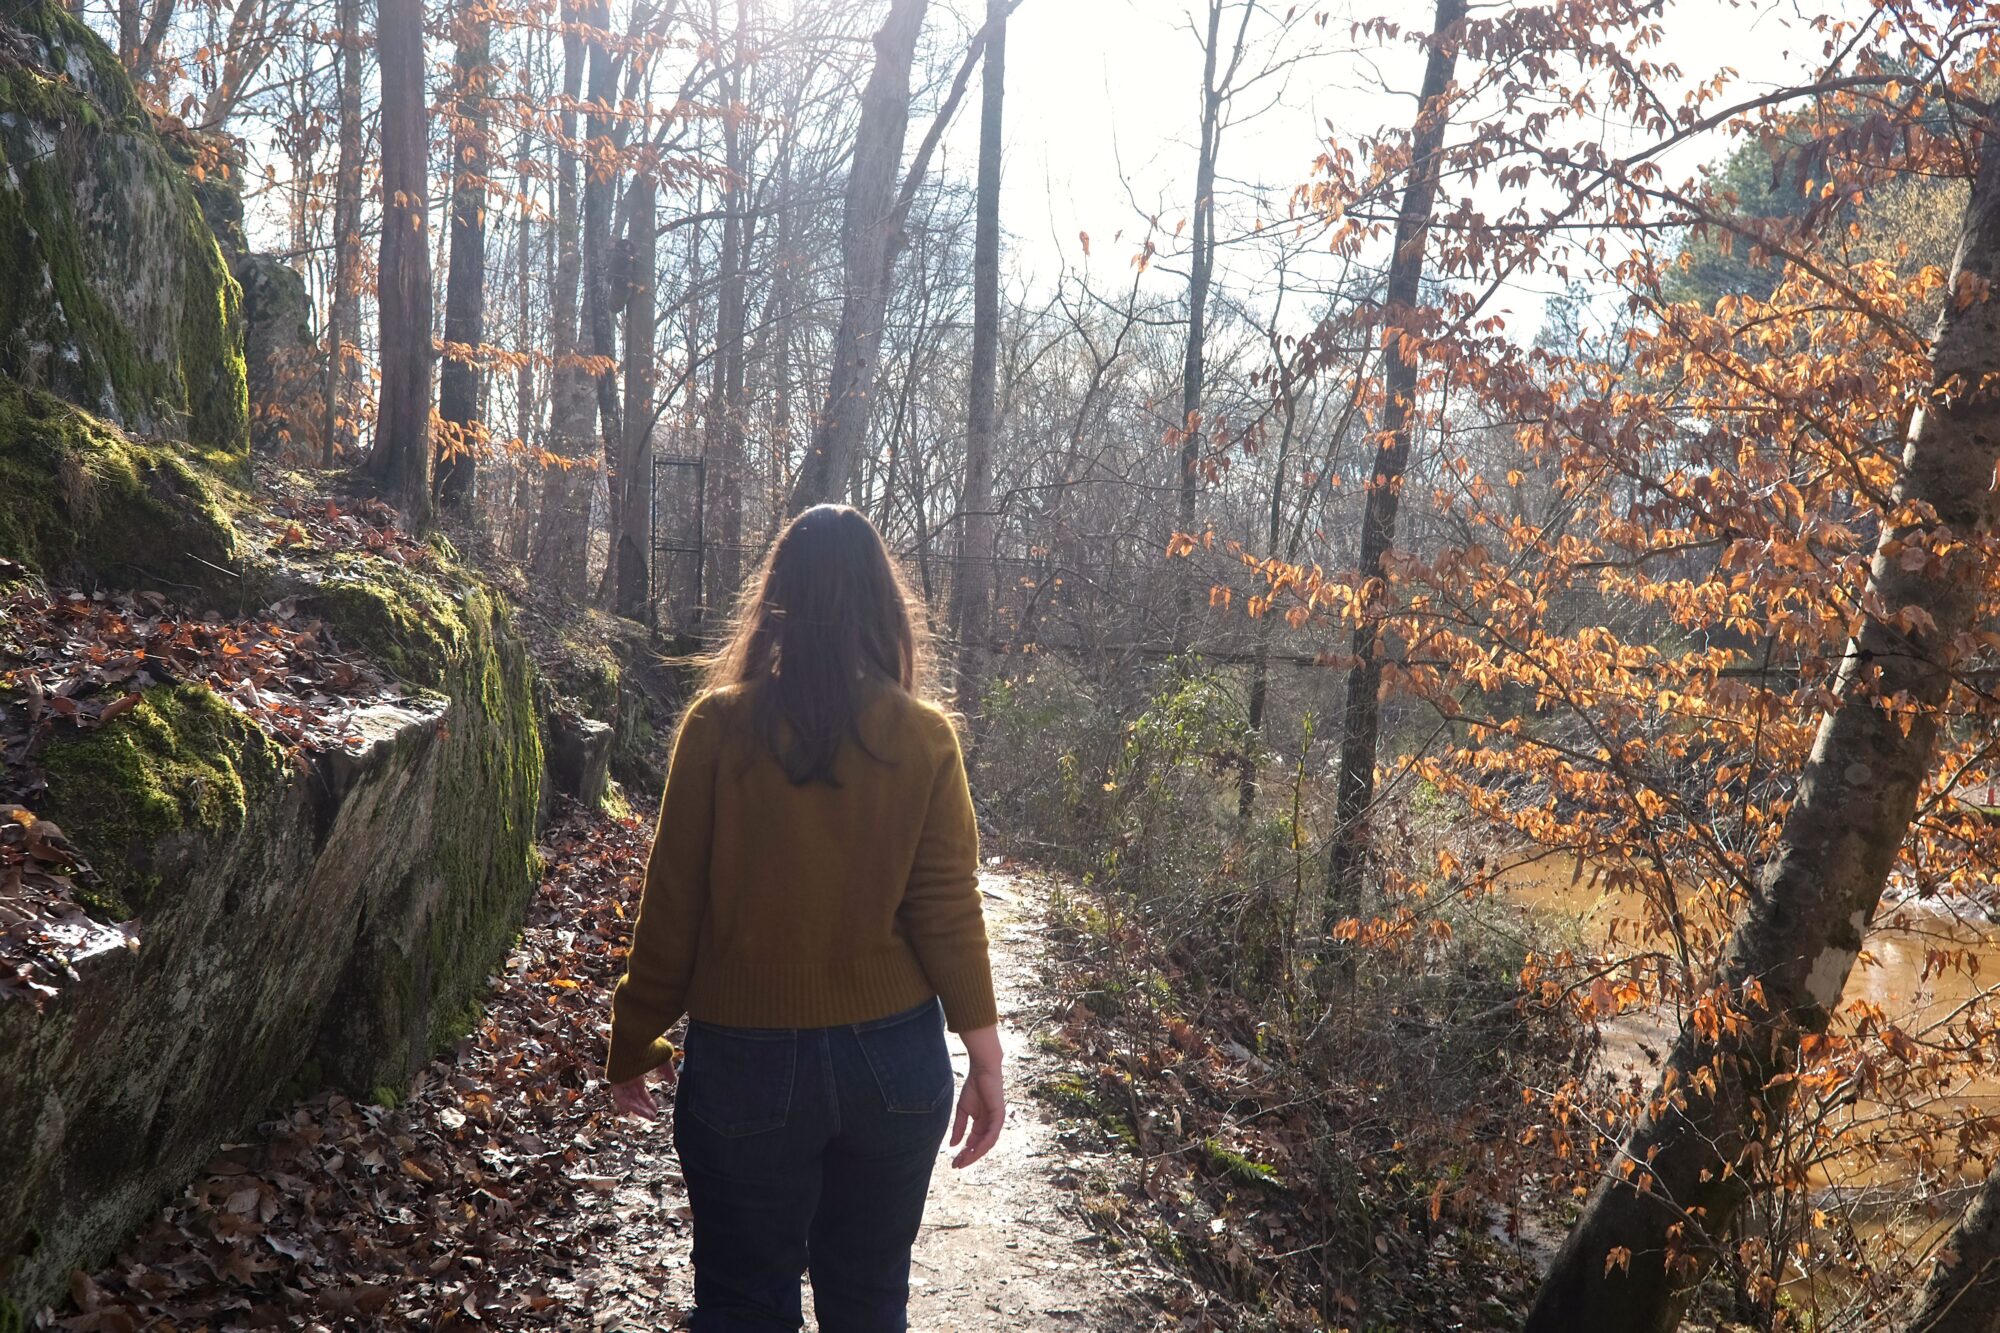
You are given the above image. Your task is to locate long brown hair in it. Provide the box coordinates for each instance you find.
[702,504,926,784]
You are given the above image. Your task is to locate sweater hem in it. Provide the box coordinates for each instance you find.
[682,948,954,1031]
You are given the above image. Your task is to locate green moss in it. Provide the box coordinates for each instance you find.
[0,383,238,585]
[313,587,543,1091]
[0,1293,22,1333]
[412,592,542,1055]
[432,996,487,1054]
[547,615,624,719]
[313,558,469,688]
[0,1,247,454]
[272,1058,326,1107]
[37,683,282,917]
[367,1085,402,1110]
[1142,1223,1191,1266]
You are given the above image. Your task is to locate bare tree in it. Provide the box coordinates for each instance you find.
[1171,0,1252,646]
[437,0,492,508]
[706,0,749,600]
[365,0,432,523]
[1325,0,1463,905]
[321,0,362,468]
[614,168,658,617]
[785,0,928,513]
[949,0,1004,719]
[530,0,597,595]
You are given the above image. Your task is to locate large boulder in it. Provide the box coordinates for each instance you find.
[0,0,248,454]
[238,253,319,456]
[0,381,238,590]
[0,7,545,1316]
[172,126,321,458]
[0,584,543,1312]
[547,707,615,807]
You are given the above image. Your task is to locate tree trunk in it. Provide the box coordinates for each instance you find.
[784,0,927,513]
[437,0,491,508]
[1238,334,1300,820]
[1324,0,1463,906]
[507,112,537,561]
[1905,1167,2000,1333]
[950,0,1003,720]
[1526,116,2000,1333]
[614,169,656,620]
[1172,0,1232,649]
[365,0,433,524]
[582,0,626,604]
[117,0,139,70]
[530,1,595,597]
[707,0,748,608]
[323,0,363,468]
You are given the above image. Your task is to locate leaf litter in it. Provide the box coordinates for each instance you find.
[0,567,402,1005]
[34,805,685,1332]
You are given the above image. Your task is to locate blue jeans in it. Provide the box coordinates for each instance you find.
[673,998,954,1332]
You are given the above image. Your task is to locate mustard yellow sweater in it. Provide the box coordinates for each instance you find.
[605,681,997,1083]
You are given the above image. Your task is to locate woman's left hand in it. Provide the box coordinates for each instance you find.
[610,1063,675,1120]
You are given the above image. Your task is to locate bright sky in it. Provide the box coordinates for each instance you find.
[982,0,1859,327]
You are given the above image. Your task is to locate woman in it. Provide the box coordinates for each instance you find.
[605,504,1005,1333]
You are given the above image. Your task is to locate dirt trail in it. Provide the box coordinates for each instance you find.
[580,869,1172,1332]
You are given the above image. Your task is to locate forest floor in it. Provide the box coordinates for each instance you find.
[40,807,1180,1332]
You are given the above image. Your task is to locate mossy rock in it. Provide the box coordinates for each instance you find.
[311,585,545,1090]
[0,384,238,586]
[0,0,247,453]
[312,556,471,689]
[37,682,284,918]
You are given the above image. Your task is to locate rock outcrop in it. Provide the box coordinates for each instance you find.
[174,126,321,457]
[0,4,545,1316]
[0,1,246,452]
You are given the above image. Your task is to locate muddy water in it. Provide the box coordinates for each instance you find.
[1501,859,2000,1192]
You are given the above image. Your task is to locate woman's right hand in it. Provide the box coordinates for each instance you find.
[610,1060,676,1121]
[950,1025,1005,1168]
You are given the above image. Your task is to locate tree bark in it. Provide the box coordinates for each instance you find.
[1906,1168,2000,1333]
[1325,0,1463,906]
[117,0,139,70]
[784,0,927,513]
[1526,115,2000,1333]
[950,0,1004,720]
[1238,327,1301,820]
[530,0,596,597]
[706,0,748,608]
[614,169,656,619]
[1172,0,1237,649]
[507,111,537,560]
[437,0,491,508]
[323,0,363,468]
[582,0,626,604]
[365,0,433,524]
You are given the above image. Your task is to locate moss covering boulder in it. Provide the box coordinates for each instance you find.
[0,584,542,1312]
[0,0,247,453]
[0,7,548,1314]
[167,124,319,457]
[533,608,691,799]
[0,382,238,589]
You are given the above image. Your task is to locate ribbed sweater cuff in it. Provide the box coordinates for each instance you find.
[928,959,1000,1033]
[606,1030,677,1085]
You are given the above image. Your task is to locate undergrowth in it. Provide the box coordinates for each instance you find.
[983,657,1590,1330]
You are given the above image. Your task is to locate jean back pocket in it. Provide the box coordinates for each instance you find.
[680,1023,797,1137]
[853,1000,952,1115]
